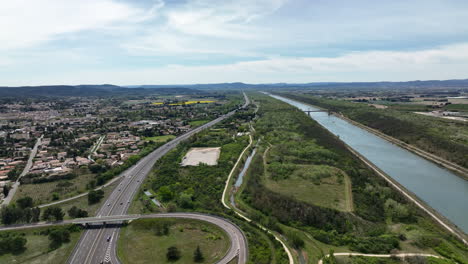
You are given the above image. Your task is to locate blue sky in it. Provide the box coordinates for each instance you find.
[1,0,468,85]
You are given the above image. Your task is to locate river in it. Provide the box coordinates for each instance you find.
[270,94,468,233]
[235,148,257,188]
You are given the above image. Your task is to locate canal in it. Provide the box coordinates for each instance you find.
[270,94,468,233]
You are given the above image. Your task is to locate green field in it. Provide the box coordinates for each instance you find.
[189,120,209,127]
[144,135,176,143]
[0,226,82,264]
[13,169,98,205]
[117,218,230,264]
[41,180,120,220]
[333,255,454,264]
[263,163,352,212]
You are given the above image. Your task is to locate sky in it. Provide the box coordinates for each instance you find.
[1,0,468,86]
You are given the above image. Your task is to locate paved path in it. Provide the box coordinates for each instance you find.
[2,135,43,205]
[318,252,442,264]
[221,123,295,264]
[66,93,250,264]
[88,135,105,162]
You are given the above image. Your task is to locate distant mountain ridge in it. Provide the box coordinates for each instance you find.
[125,79,468,90]
[1,79,468,97]
[0,84,202,97]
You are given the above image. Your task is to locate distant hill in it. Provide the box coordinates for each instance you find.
[125,79,468,90]
[2,79,467,97]
[0,85,203,97]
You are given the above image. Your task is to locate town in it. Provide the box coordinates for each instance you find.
[0,93,236,202]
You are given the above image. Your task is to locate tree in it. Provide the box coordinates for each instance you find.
[88,189,104,205]
[159,186,173,202]
[166,246,181,261]
[0,205,23,225]
[31,207,41,222]
[17,196,33,209]
[51,193,60,201]
[2,184,10,198]
[42,206,64,221]
[178,192,194,209]
[52,207,64,221]
[48,228,70,249]
[0,234,27,254]
[194,245,204,262]
[68,206,88,218]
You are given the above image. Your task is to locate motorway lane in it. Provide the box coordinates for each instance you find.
[0,213,248,264]
[68,93,250,264]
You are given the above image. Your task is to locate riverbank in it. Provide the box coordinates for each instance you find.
[338,113,468,181]
[343,138,468,245]
[270,93,468,246]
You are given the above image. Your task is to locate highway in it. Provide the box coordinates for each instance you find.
[66,93,249,264]
[0,213,247,264]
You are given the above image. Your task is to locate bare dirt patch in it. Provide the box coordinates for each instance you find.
[181,147,221,166]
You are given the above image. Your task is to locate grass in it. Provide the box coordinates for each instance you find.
[117,218,230,264]
[189,120,210,127]
[13,168,98,205]
[42,180,121,220]
[144,135,176,143]
[334,255,455,264]
[445,104,468,111]
[263,146,352,212]
[280,223,351,264]
[0,226,82,264]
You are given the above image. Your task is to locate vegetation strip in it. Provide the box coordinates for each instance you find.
[318,253,443,264]
[221,118,295,263]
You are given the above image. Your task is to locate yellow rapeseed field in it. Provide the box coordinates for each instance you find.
[152,100,215,106]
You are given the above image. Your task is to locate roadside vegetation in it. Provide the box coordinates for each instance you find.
[117,218,229,264]
[278,93,468,169]
[0,225,82,264]
[133,112,252,213]
[143,135,176,143]
[13,141,163,205]
[130,102,289,264]
[236,93,467,264]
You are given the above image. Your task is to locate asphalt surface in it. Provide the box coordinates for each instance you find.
[2,135,43,205]
[67,93,249,264]
[0,212,247,264]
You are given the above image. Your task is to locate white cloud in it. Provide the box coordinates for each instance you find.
[166,0,286,38]
[122,0,288,56]
[0,0,163,50]
[9,43,468,85]
[2,0,468,85]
